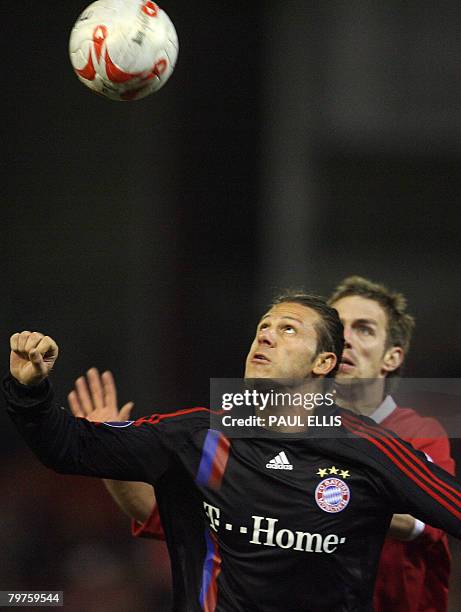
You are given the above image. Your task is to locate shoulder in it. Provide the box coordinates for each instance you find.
[386,407,454,472]
[338,408,450,470]
[383,406,449,439]
[335,409,433,488]
[339,407,393,437]
[338,408,419,462]
[338,407,445,448]
[129,407,216,443]
[338,408,399,456]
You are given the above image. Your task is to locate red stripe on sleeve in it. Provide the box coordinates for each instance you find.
[342,413,461,520]
[133,406,215,427]
[342,413,461,503]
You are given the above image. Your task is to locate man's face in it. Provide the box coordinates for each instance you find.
[332,295,391,379]
[244,302,322,379]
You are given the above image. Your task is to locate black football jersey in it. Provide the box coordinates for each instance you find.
[4,375,461,612]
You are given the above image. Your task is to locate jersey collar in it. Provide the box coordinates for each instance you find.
[369,395,396,424]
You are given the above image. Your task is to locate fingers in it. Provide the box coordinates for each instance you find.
[119,402,134,420]
[101,370,117,411]
[11,331,58,358]
[11,330,34,353]
[70,369,130,422]
[35,335,59,361]
[87,368,104,412]
[68,390,85,418]
[75,375,94,416]
[25,332,45,353]
[102,371,134,420]
[71,369,104,417]
[29,346,46,376]
[10,331,59,385]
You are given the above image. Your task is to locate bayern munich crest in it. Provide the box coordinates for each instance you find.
[315,477,350,513]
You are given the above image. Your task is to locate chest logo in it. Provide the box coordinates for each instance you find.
[266,451,293,471]
[315,478,350,513]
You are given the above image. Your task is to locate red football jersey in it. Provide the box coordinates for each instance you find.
[372,397,455,612]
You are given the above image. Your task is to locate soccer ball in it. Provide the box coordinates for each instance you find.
[69,0,179,101]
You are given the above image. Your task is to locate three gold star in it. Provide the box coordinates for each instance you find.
[316,466,350,479]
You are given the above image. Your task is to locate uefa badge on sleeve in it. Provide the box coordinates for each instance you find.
[103,421,134,428]
[315,474,351,513]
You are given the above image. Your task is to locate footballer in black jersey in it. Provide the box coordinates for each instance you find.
[4,295,461,612]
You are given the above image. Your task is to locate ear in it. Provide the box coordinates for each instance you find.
[381,346,404,374]
[312,352,337,376]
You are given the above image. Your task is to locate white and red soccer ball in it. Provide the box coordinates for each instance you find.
[69,0,178,101]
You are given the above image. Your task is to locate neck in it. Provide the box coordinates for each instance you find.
[334,378,386,416]
[260,378,329,432]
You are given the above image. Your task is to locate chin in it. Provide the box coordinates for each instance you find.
[245,370,272,379]
[336,372,354,380]
[336,365,361,379]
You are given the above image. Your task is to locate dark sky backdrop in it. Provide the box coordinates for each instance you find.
[3,1,461,609]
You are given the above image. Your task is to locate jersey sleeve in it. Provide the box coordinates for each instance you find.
[405,418,456,543]
[131,506,166,540]
[341,411,461,540]
[408,417,455,475]
[2,374,178,484]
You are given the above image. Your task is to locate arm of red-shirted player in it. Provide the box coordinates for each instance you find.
[68,368,160,526]
[387,513,421,540]
[103,479,158,525]
[342,412,461,539]
[131,503,165,540]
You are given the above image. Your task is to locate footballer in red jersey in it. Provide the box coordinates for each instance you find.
[330,276,454,612]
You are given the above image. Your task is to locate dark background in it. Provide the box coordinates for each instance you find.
[2,1,461,609]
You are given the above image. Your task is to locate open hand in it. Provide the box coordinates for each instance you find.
[68,367,134,422]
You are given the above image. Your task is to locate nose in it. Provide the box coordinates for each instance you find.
[343,325,352,349]
[258,327,275,347]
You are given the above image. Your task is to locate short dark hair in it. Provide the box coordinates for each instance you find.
[270,291,344,377]
[328,276,415,377]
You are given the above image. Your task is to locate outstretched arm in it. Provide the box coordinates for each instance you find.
[68,368,156,524]
[5,331,172,482]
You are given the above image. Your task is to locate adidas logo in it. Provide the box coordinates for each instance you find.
[266,451,293,471]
